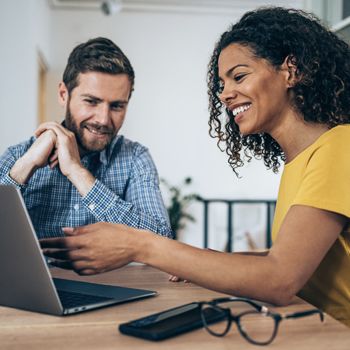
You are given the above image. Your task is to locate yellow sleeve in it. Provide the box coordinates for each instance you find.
[292,136,350,218]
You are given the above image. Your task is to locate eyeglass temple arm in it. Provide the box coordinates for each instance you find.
[284,309,324,322]
[211,297,263,312]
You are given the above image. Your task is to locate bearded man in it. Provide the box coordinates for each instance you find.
[0,37,172,241]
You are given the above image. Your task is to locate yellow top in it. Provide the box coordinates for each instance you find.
[272,125,350,327]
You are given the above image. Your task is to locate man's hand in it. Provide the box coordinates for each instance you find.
[40,223,137,275]
[9,130,57,184]
[35,122,82,179]
[35,122,95,196]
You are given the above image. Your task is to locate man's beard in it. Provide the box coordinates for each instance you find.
[64,104,116,153]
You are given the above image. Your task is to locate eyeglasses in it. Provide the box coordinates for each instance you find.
[199,297,324,346]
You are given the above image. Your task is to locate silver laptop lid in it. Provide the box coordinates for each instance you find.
[0,185,63,315]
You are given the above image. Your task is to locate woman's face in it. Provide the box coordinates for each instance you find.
[218,43,292,136]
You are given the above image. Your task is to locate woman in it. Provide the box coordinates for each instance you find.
[41,7,350,326]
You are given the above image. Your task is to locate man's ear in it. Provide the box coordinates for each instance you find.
[58,82,69,107]
[281,55,298,88]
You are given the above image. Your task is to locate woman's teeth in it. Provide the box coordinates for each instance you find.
[232,104,251,116]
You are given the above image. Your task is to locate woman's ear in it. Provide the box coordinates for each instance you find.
[282,55,298,88]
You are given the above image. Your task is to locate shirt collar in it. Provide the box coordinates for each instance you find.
[98,135,121,165]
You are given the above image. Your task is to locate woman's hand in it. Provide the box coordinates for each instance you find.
[168,275,190,283]
[40,222,141,275]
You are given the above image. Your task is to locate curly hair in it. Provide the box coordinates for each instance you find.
[63,37,135,97]
[208,7,350,175]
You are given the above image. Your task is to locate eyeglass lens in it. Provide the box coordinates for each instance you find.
[201,300,276,345]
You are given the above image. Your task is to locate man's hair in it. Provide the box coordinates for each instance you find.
[63,37,135,96]
[207,7,350,175]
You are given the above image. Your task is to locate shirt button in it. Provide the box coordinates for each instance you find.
[88,203,96,211]
[74,204,79,210]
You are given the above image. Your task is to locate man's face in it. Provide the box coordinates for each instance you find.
[59,72,131,153]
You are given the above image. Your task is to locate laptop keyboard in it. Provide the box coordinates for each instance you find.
[57,289,114,309]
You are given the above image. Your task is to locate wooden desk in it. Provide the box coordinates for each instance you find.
[0,265,349,349]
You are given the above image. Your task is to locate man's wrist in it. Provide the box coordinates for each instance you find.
[9,156,38,184]
[67,165,96,197]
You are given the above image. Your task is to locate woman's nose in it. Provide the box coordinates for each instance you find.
[219,85,238,105]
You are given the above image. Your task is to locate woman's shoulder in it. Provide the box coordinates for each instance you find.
[313,124,350,162]
[288,124,350,166]
[320,124,350,144]
[308,125,350,155]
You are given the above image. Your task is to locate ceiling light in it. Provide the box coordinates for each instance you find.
[101,0,122,15]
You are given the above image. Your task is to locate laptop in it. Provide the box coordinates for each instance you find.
[0,185,157,315]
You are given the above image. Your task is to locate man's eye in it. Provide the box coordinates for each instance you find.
[84,99,97,105]
[111,104,125,111]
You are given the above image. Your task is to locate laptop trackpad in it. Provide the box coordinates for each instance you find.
[53,278,153,299]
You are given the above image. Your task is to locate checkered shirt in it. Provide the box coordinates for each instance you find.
[0,135,173,238]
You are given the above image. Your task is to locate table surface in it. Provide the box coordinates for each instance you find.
[0,264,349,349]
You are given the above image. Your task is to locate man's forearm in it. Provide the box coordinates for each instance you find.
[9,156,38,185]
[67,165,96,197]
[77,179,173,237]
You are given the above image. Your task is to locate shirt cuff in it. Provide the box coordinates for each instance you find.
[1,172,27,189]
[81,179,118,219]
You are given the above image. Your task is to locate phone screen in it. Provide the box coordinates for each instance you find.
[119,302,207,340]
[130,303,200,327]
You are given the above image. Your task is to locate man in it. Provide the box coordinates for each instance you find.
[0,37,172,239]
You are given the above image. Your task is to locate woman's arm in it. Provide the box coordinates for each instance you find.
[40,204,346,305]
[139,205,346,305]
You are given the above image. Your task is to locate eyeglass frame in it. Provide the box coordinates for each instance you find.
[199,297,324,346]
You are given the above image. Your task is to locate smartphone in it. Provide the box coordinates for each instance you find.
[119,302,222,341]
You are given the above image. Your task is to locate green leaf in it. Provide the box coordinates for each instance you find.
[162,176,200,237]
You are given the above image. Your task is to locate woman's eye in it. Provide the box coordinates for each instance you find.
[234,74,246,82]
[218,82,224,93]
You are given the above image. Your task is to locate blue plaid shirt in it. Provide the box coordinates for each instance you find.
[0,135,172,238]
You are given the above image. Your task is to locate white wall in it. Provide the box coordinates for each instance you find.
[0,0,51,153]
[1,0,303,250]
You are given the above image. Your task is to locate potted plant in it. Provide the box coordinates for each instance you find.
[161,177,201,240]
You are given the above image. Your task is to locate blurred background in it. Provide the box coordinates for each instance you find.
[1,0,349,251]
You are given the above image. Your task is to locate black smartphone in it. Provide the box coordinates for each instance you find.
[119,302,222,341]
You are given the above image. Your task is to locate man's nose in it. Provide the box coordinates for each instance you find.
[96,104,111,125]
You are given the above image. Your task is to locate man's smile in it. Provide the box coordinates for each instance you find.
[84,124,113,137]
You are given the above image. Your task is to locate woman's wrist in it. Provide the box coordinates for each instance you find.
[130,228,157,265]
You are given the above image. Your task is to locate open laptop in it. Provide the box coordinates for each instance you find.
[0,185,157,315]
